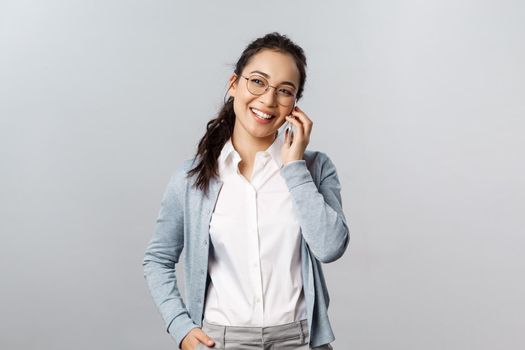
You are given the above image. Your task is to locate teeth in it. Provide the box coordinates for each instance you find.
[251,108,274,119]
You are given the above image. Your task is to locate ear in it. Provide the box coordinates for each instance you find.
[227,73,239,97]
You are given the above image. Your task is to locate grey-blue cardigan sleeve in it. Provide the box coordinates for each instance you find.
[142,165,197,348]
[280,152,350,263]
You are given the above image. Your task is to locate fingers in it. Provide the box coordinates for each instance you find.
[181,327,215,350]
[194,328,215,347]
[286,105,313,138]
[284,126,293,146]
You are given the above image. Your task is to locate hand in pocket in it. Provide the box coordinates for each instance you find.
[180,327,215,350]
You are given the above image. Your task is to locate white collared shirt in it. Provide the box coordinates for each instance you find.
[203,134,307,326]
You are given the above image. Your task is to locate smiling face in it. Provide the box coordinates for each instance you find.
[227,49,300,145]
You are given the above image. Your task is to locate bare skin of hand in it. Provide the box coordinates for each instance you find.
[281,105,313,166]
[181,327,215,350]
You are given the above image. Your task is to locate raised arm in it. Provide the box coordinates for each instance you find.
[280,153,350,263]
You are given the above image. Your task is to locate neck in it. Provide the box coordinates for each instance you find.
[231,126,277,166]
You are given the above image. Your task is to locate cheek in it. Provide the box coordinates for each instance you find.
[235,94,256,111]
[233,100,249,119]
[279,107,292,118]
[233,90,248,104]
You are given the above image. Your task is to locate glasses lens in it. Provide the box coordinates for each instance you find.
[247,75,268,95]
[246,75,296,106]
[276,87,296,106]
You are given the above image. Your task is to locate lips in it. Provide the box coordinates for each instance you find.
[250,107,276,119]
[249,108,275,125]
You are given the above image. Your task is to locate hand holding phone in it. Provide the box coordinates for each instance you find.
[280,102,312,166]
[280,100,296,144]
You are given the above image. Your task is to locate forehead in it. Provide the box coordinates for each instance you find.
[243,49,300,85]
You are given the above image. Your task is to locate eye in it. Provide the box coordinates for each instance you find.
[278,87,295,96]
[250,78,265,86]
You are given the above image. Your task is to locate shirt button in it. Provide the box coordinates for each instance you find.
[255,297,261,303]
[203,239,208,246]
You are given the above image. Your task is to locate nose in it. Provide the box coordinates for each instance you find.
[258,87,278,107]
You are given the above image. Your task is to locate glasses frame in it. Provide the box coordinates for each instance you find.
[240,74,297,107]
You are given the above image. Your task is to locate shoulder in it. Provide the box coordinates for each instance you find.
[179,157,198,175]
[171,157,199,178]
[164,157,197,195]
[304,149,337,172]
[302,149,341,188]
[304,149,331,165]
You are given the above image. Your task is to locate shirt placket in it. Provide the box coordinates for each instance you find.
[232,151,271,325]
[248,153,271,325]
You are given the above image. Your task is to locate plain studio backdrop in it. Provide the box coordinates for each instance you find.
[1,0,524,349]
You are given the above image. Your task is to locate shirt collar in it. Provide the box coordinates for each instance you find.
[217,137,238,166]
[218,133,285,169]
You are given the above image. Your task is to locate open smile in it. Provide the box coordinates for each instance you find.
[250,107,276,124]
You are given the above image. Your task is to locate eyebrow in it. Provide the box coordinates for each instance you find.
[249,70,297,89]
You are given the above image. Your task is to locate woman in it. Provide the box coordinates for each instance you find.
[143,32,349,350]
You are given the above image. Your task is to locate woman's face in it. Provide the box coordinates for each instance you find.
[228,49,300,142]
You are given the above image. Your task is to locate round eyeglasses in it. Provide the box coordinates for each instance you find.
[240,74,297,107]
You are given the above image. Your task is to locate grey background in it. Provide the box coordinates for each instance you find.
[1,0,523,349]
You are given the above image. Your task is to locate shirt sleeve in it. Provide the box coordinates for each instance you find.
[280,152,350,263]
[142,164,199,348]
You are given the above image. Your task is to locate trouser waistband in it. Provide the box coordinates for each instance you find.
[202,319,309,344]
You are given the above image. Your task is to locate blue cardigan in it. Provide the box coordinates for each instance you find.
[143,150,350,348]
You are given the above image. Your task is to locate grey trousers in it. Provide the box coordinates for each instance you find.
[196,319,333,350]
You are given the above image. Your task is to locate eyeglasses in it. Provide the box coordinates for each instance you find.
[240,74,297,107]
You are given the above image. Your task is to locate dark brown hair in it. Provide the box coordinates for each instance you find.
[186,32,307,196]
